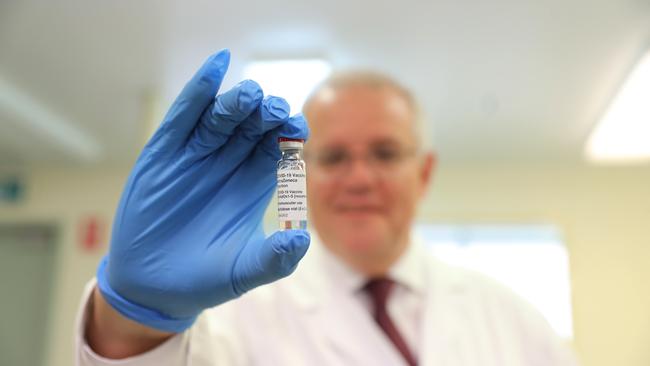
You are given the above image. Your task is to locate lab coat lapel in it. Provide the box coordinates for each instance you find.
[417,256,498,366]
[418,257,467,366]
[287,242,408,365]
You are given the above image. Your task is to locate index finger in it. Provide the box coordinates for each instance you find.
[146,49,231,152]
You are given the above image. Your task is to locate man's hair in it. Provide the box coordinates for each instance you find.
[303,70,433,151]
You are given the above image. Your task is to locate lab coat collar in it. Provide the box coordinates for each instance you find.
[312,234,428,296]
[285,232,464,309]
[315,239,365,294]
[388,236,428,295]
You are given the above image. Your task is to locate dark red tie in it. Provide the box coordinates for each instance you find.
[364,278,418,366]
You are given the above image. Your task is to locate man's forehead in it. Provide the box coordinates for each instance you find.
[305,85,416,147]
[310,83,409,107]
[308,85,412,124]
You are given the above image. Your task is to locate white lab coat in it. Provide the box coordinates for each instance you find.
[76,239,577,366]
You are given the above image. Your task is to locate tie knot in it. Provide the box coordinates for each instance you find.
[363,277,395,309]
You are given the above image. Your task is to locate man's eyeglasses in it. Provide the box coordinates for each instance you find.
[304,146,419,179]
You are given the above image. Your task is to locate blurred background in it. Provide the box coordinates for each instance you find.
[0,1,649,365]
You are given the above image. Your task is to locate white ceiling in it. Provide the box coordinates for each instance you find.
[1,0,649,166]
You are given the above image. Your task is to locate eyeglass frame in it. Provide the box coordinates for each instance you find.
[303,144,424,180]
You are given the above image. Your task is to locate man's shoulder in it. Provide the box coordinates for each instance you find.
[409,237,531,304]
[420,251,541,316]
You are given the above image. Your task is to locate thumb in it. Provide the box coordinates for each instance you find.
[232,230,310,295]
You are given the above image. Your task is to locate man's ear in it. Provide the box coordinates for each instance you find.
[419,151,436,195]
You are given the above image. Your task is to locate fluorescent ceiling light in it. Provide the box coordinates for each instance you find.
[242,58,331,113]
[0,77,101,162]
[585,51,650,163]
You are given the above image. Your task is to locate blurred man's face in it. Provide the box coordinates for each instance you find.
[304,85,434,275]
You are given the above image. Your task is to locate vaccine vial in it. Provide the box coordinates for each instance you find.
[277,138,308,230]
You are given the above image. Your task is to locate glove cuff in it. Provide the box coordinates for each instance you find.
[96,256,198,333]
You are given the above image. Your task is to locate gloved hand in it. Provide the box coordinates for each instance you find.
[96,49,310,333]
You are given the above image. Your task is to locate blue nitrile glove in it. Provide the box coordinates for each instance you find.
[96,49,310,332]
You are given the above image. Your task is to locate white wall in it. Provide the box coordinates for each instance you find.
[420,162,650,366]
[0,165,128,366]
[0,162,648,366]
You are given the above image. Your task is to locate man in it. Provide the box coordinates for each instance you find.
[76,49,576,365]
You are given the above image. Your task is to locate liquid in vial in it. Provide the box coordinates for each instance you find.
[277,138,307,230]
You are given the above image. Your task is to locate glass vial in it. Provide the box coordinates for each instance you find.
[277,138,308,230]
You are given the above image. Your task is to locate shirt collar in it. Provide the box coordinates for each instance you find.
[387,237,427,295]
[316,240,367,294]
[316,235,428,296]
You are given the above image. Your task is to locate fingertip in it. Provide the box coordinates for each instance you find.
[210,49,231,68]
[295,113,309,133]
[199,50,230,85]
[262,96,290,121]
[286,229,310,258]
[289,229,311,246]
[270,229,311,253]
[236,80,264,110]
[278,114,310,141]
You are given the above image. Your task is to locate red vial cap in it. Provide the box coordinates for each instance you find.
[278,137,305,143]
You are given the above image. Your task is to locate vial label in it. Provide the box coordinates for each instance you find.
[277,169,308,222]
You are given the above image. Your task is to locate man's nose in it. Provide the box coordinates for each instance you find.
[342,157,377,191]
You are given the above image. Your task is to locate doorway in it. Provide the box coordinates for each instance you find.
[0,224,57,366]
